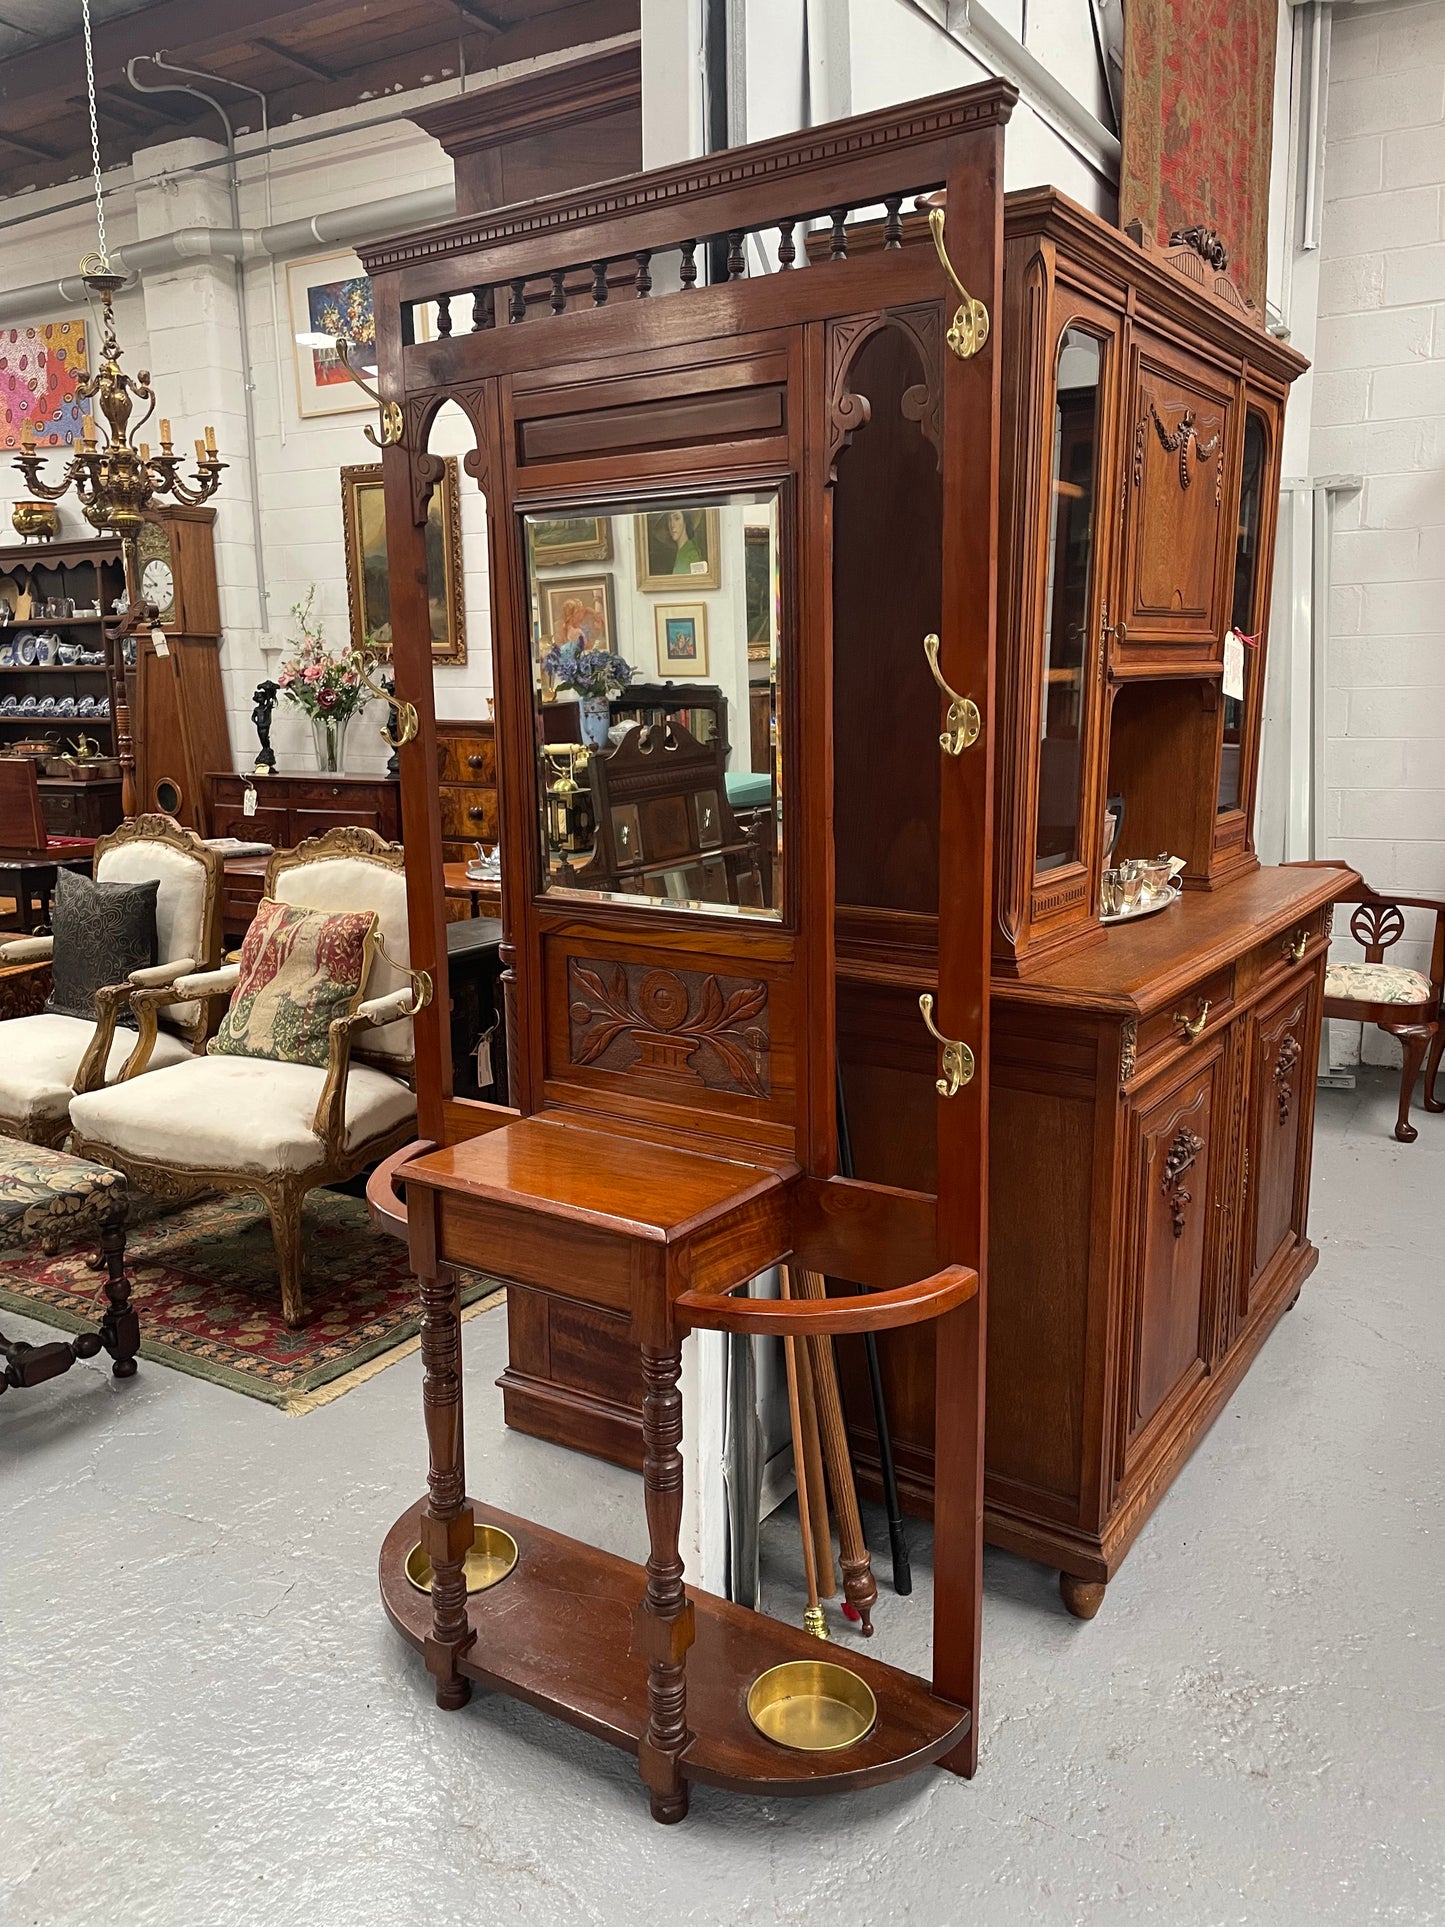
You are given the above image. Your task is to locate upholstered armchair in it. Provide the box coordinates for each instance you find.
[69,827,424,1327]
[1323,880,1444,1143]
[0,815,223,1149]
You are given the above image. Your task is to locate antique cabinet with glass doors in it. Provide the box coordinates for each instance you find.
[359,82,1013,1821]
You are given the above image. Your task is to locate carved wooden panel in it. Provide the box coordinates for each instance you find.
[1247,970,1316,1304]
[566,958,771,1098]
[1122,1058,1217,1464]
[1121,343,1234,648]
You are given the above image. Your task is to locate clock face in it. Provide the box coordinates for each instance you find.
[142,557,175,615]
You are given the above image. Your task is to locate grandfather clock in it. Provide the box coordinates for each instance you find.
[128,505,231,832]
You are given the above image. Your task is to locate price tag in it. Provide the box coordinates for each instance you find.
[475,1027,494,1088]
[1222,630,1245,702]
[150,624,169,660]
[242,784,258,819]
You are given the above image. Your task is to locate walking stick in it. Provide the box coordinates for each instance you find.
[837,1066,913,1595]
[790,1264,879,1635]
[794,1323,837,1600]
[779,1266,827,1639]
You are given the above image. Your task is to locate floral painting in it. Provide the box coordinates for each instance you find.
[0,320,90,449]
[286,252,376,418]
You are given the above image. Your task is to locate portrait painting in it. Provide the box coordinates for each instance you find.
[539,576,617,654]
[634,507,721,591]
[655,603,709,676]
[342,456,466,663]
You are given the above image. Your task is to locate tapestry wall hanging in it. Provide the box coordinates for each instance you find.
[0,320,90,448]
[1120,0,1277,313]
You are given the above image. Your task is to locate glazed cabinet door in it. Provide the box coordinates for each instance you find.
[1117,1048,1223,1477]
[1242,967,1318,1319]
[1115,332,1236,664]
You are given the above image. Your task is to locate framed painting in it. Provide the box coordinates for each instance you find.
[287,252,376,418]
[342,456,466,664]
[0,320,90,449]
[538,576,617,653]
[655,602,709,676]
[528,516,613,568]
[633,507,721,591]
[744,524,774,662]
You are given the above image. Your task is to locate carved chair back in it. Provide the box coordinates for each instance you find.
[93,813,224,1045]
[266,825,414,1075]
[1336,877,1445,1005]
[585,720,761,909]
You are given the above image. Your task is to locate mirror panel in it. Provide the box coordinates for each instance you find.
[523,491,782,918]
[1219,410,1267,813]
[1035,328,1103,877]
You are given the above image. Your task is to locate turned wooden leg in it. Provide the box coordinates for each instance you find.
[265,1185,308,1326]
[636,1342,694,1824]
[1060,1572,1107,1620]
[95,1190,139,1379]
[419,1261,475,1710]
[1422,1024,1443,1113]
[1391,1026,1431,1143]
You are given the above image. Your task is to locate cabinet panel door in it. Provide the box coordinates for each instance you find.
[1118,337,1235,652]
[1121,1053,1220,1468]
[1246,968,1317,1308]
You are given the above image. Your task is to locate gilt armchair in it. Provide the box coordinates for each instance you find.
[0,814,222,1148]
[69,826,424,1326]
[1323,880,1444,1143]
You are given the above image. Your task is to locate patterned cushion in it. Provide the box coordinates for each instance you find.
[1324,961,1435,1008]
[0,1137,124,1243]
[209,897,377,1069]
[45,866,158,1025]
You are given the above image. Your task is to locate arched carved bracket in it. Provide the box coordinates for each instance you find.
[1274,1033,1301,1125]
[1162,1127,1205,1239]
[403,386,493,521]
[826,304,944,481]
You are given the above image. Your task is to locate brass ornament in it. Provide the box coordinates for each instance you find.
[335,337,405,448]
[746,1660,878,1752]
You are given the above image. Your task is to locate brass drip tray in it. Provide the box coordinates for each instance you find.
[746,1659,878,1752]
[404,1524,519,1595]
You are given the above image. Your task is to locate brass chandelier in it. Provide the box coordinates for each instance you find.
[12,0,224,584]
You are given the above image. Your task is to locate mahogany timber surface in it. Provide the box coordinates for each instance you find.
[379,1499,970,1796]
[993,865,1351,1013]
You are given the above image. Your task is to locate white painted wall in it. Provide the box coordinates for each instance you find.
[1308,0,1445,1061]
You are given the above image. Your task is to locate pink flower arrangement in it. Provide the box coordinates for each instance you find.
[276,589,369,724]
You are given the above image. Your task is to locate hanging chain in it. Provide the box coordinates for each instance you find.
[80,0,108,270]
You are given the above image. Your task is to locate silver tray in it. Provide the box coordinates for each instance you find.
[1101,879,1182,926]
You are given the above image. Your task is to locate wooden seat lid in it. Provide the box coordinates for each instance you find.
[399,1114,790,1245]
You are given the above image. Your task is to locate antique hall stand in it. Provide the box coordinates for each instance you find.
[362,84,1016,1820]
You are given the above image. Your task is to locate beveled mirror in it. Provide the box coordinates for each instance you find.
[523,489,782,919]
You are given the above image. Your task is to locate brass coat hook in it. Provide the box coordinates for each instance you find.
[919,993,975,1099]
[349,648,418,750]
[334,337,404,448]
[923,633,981,755]
[926,206,990,361]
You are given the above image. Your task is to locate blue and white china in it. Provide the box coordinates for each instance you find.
[17,634,37,666]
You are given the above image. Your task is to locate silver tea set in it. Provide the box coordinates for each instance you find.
[1100,852,1184,919]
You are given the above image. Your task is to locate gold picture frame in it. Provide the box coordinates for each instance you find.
[341,457,466,664]
[537,575,618,653]
[527,516,613,568]
[654,602,709,676]
[634,507,721,591]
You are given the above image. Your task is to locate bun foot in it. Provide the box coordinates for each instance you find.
[1059,1572,1106,1620]
[111,1357,139,1379]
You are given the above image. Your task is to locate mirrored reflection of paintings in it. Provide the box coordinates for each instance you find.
[522,492,782,922]
[528,517,613,568]
[634,507,721,591]
[341,457,466,663]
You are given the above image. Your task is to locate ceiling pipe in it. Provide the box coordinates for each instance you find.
[0,183,458,322]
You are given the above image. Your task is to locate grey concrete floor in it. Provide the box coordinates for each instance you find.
[3,1065,1442,1927]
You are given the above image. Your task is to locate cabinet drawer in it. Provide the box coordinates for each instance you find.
[1136,964,1234,1068]
[439,786,498,842]
[438,734,496,786]
[1242,907,1331,999]
[214,806,290,848]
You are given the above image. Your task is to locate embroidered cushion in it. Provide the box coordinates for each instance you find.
[209,897,377,1069]
[1324,961,1435,1008]
[44,865,158,1026]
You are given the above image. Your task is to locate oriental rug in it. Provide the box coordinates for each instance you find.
[0,1187,503,1412]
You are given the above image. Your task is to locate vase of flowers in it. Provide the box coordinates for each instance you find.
[540,638,635,751]
[277,591,367,773]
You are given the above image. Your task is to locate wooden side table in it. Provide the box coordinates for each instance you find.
[0,852,92,934]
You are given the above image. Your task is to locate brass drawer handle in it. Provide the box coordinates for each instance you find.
[1173,999,1210,1041]
[919,992,975,1099]
[1284,927,1308,963]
